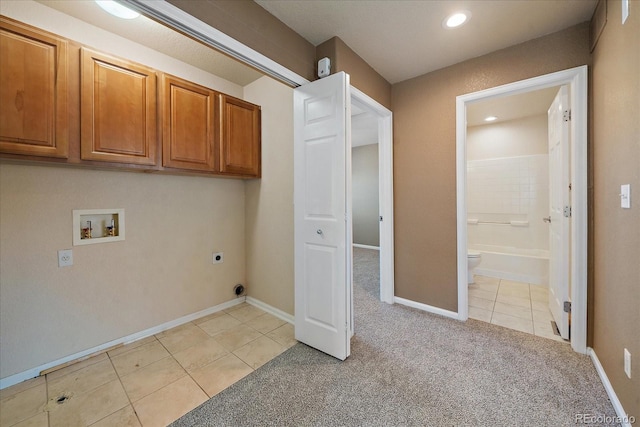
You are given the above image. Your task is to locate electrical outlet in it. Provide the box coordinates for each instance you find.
[58,249,73,267]
[212,252,224,264]
[624,348,631,378]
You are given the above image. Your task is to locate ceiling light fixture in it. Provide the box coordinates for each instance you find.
[443,11,471,29]
[95,0,140,19]
[484,116,498,122]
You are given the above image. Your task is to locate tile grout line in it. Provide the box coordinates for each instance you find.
[103,349,144,427]
[45,372,51,427]
[490,279,502,323]
[190,320,224,399]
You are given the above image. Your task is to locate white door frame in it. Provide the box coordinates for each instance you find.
[130,0,395,305]
[455,65,588,354]
[351,87,395,305]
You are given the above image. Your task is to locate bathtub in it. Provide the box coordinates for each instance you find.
[469,244,549,285]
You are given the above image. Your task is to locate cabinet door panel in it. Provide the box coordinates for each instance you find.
[0,18,68,158]
[162,75,216,171]
[81,48,156,165]
[220,96,260,177]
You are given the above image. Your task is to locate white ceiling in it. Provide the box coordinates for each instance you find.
[37,1,597,88]
[467,86,561,127]
[35,0,264,86]
[352,110,379,147]
[256,0,597,84]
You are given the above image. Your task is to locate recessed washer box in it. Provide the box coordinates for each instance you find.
[73,209,125,246]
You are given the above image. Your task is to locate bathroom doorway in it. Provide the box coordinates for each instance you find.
[464,85,564,341]
[455,66,588,354]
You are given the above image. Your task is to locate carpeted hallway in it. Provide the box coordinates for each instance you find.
[172,248,616,426]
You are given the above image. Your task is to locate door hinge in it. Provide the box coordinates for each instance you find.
[563,206,572,218]
[563,301,571,313]
[379,216,383,222]
[569,183,572,191]
[563,109,571,122]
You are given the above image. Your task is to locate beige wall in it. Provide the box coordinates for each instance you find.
[316,36,392,109]
[167,0,316,82]
[391,23,591,311]
[0,1,247,379]
[591,0,640,417]
[243,77,295,315]
[352,144,380,247]
[0,165,245,378]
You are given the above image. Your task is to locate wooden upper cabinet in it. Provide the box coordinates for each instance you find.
[219,95,261,177]
[161,74,217,171]
[0,17,69,158]
[81,48,157,165]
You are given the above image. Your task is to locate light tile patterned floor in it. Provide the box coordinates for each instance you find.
[468,275,569,343]
[0,302,296,427]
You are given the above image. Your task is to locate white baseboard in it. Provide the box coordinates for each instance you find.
[0,297,246,390]
[588,348,634,427]
[246,296,294,324]
[393,297,459,320]
[353,244,380,250]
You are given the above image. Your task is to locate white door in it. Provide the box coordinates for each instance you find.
[293,72,352,360]
[547,86,570,340]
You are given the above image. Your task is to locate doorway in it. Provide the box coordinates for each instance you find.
[122,0,395,362]
[455,66,588,354]
[464,85,567,342]
[351,89,394,306]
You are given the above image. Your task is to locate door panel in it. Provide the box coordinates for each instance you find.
[294,72,351,360]
[548,86,570,340]
[305,244,337,328]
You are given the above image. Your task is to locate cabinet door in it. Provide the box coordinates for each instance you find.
[81,48,157,165]
[0,18,68,158]
[220,96,261,177]
[162,75,217,171]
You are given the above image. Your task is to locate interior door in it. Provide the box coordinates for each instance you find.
[293,72,352,360]
[547,85,570,340]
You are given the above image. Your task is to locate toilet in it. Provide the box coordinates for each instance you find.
[467,250,482,284]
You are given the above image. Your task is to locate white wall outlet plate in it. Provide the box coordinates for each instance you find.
[58,249,73,267]
[212,252,224,264]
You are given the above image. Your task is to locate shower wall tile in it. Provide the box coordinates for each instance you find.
[467,155,548,216]
[467,155,549,250]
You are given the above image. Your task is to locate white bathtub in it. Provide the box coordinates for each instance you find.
[469,244,549,285]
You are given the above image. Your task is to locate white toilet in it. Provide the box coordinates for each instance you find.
[467,251,482,284]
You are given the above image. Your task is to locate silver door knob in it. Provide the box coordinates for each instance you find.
[317,229,323,235]
[543,216,551,223]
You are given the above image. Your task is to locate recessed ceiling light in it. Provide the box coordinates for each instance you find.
[95,0,140,19]
[484,116,498,122]
[443,11,471,29]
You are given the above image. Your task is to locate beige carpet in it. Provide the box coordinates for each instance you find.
[172,248,616,426]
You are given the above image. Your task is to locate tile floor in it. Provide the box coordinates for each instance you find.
[468,275,569,343]
[0,302,297,427]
